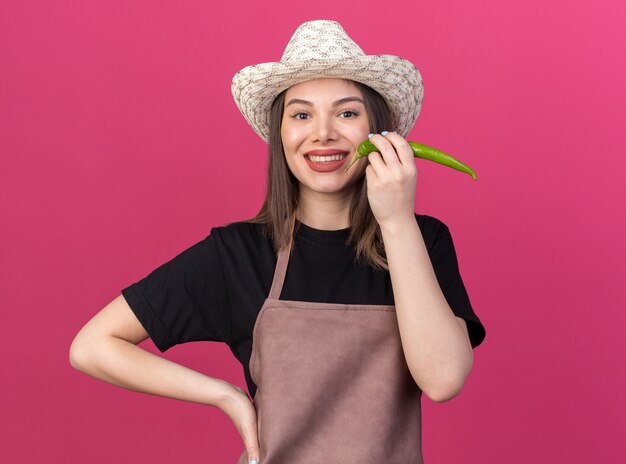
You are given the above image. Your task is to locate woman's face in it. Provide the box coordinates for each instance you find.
[280,78,370,196]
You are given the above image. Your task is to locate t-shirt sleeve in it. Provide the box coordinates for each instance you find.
[429,220,486,349]
[120,228,231,352]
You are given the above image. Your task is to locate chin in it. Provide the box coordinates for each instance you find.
[305,177,354,194]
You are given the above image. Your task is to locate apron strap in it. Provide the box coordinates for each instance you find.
[268,245,290,300]
[269,214,297,300]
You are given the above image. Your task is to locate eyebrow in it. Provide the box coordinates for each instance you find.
[285,96,365,108]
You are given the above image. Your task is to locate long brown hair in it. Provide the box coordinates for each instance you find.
[241,79,394,271]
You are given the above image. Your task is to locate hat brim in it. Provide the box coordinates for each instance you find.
[232,54,424,143]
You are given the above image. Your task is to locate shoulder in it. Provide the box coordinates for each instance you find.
[414,213,451,250]
[205,219,275,258]
[208,219,267,241]
[415,212,449,231]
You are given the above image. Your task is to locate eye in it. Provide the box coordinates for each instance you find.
[339,110,358,118]
[290,112,310,120]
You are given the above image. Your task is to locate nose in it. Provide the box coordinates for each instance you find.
[311,114,338,143]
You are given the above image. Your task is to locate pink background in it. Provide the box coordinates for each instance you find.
[2,0,625,462]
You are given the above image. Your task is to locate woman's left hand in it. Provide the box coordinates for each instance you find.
[365,132,418,228]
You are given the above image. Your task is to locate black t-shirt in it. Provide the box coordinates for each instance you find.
[121,213,486,398]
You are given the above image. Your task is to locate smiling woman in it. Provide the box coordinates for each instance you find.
[70,19,486,464]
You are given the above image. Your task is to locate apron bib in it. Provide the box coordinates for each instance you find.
[237,244,423,463]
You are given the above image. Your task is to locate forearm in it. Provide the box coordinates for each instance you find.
[380,215,473,402]
[70,335,233,408]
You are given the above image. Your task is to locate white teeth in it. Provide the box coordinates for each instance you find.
[307,153,347,163]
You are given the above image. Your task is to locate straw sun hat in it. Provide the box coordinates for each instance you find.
[231,19,424,144]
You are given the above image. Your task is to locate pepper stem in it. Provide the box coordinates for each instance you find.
[343,152,360,175]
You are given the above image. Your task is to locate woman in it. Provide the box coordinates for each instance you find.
[70,20,486,463]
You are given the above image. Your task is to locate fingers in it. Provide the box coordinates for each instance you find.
[383,132,416,168]
[241,405,260,464]
[222,389,261,464]
[243,423,260,463]
[366,132,416,179]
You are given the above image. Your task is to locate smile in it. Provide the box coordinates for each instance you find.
[303,152,350,173]
[305,153,348,163]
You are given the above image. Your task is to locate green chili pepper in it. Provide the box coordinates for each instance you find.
[343,139,478,181]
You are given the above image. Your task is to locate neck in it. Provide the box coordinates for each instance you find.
[297,186,353,230]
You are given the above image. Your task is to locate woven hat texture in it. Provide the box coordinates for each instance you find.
[231,20,424,143]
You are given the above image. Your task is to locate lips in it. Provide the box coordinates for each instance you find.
[303,149,350,173]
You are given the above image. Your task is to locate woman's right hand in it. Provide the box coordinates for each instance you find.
[219,383,260,463]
